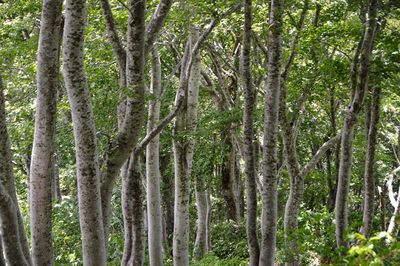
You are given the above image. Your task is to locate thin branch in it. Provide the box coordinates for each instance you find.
[299,132,341,178]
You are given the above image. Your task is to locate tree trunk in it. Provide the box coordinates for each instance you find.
[335,0,377,248]
[0,77,30,266]
[360,87,381,237]
[193,175,209,260]
[62,0,106,264]
[161,153,174,249]
[259,0,283,264]
[146,46,164,266]
[221,132,242,222]
[173,29,201,266]
[122,155,145,266]
[30,0,62,264]
[0,238,5,266]
[241,0,260,264]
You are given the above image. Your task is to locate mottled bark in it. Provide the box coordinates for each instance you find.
[173,29,201,266]
[30,0,62,264]
[146,46,164,266]
[0,77,30,266]
[62,0,106,264]
[193,175,209,260]
[122,155,145,266]
[360,87,381,237]
[242,0,260,264]
[145,0,173,54]
[259,0,283,264]
[100,0,146,244]
[335,0,378,248]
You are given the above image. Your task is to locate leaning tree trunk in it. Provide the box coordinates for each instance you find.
[0,77,30,266]
[173,29,201,266]
[360,87,381,237]
[335,0,377,248]
[30,0,62,264]
[259,0,283,264]
[241,0,260,264]
[146,46,164,266]
[62,0,106,264]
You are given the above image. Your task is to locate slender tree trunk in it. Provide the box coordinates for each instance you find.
[122,155,145,266]
[241,0,260,264]
[146,46,164,266]
[0,238,5,266]
[62,0,106,264]
[259,0,283,264]
[221,132,242,222]
[193,175,209,260]
[0,77,30,266]
[30,0,62,264]
[161,153,174,248]
[361,87,381,237]
[173,29,201,266]
[335,0,378,248]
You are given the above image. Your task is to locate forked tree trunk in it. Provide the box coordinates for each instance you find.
[259,0,283,264]
[335,0,377,248]
[62,0,106,264]
[30,0,62,264]
[241,0,260,264]
[360,87,381,237]
[173,29,201,266]
[0,77,30,266]
[146,46,164,266]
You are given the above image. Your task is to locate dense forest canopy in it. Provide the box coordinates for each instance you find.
[0,0,399,265]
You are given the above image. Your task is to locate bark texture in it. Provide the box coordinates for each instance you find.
[259,0,283,264]
[146,46,164,266]
[335,0,378,248]
[30,0,62,264]
[100,0,146,245]
[62,0,106,264]
[241,0,260,264]
[173,29,201,266]
[0,76,30,266]
[193,175,210,260]
[360,87,381,237]
[122,155,145,265]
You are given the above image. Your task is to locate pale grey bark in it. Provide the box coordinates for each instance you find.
[360,87,381,237]
[335,0,378,248]
[193,176,209,260]
[241,0,260,264]
[146,46,164,266]
[387,167,400,235]
[0,76,30,266]
[259,0,283,264]
[62,0,106,264]
[173,29,201,266]
[145,0,173,54]
[30,0,62,264]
